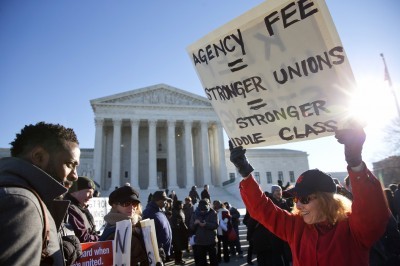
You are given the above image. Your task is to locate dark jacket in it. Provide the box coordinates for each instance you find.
[183,203,195,228]
[0,157,69,265]
[189,189,200,205]
[229,206,241,228]
[100,210,149,266]
[171,208,189,251]
[201,189,211,201]
[142,201,173,256]
[189,207,218,246]
[64,193,99,243]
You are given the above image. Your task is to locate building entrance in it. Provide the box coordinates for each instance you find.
[157,159,167,189]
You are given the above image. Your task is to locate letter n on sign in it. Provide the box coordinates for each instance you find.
[113,220,132,266]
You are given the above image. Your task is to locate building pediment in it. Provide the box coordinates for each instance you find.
[90,84,211,108]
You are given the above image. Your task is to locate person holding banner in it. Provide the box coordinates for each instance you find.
[143,191,173,262]
[230,127,390,266]
[100,186,149,265]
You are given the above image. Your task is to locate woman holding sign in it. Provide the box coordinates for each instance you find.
[229,127,390,266]
[100,186,149,266]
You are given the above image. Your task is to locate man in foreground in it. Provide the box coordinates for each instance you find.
[0,122,80,265]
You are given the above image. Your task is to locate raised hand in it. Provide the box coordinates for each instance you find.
[229,140,254,177]
[335,127,366,167]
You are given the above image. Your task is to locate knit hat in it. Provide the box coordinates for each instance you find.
[271,185,281,194]
[109,186,140,206]
[286,169,336,197]
[70,176,95,193]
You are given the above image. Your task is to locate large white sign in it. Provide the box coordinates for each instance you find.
[140,219,162,266]
[87,197,111,232]
[187,0,356,148]
[113,220,132,266]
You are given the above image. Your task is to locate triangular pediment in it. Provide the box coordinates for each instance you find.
[91,84,211,107]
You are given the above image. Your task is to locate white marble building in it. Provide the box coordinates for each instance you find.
[90,84,227,191]
[0,84,316,197]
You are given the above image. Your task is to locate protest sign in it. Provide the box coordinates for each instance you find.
[87,197,111,233]
[187,0,356,148]
[72,220,132,266]
[140,219,161,265]
[72,241,113,266]
[113,220,132,266]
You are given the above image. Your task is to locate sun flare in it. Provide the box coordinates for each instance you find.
[349,79,398,128]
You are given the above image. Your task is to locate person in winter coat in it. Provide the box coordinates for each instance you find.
[183,197,195,230]
[189,186,201,205]
[143,191,173,260]
[190,199,218,266]
[269,186,293,265]
[224,202,243,258]
[0,122,81,265]
[100,186,148,266]
[213,200,231,263]
[65,176,99,243]
[230,126,390,266]
[242,210,255,265]
[248,191,288,266]
[171,200,189,265]
[201,184,211,202]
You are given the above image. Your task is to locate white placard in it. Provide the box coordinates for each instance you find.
[187,0,356,148]
[87,197,111,233]
[113,220,132,266]
[140,219,161,266]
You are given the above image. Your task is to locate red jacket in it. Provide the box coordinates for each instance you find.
[240,166,390,266]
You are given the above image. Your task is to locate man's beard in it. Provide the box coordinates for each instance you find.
[43,159,63,184]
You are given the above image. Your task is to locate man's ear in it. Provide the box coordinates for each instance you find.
[30,146,50,169]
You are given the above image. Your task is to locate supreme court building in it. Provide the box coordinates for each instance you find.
[91,84,227,191]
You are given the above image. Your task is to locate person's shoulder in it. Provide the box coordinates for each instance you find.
[1,186,41,205]
[99,225,116,241]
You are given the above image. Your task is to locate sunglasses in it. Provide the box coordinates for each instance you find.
[293,195,317,205]
[118,201,138,207]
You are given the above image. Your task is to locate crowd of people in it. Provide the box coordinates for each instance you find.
[1,122,400,266]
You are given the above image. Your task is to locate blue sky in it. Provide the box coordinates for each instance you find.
[1,0,399,172]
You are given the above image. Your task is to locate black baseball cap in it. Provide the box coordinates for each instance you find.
[286,169,336,197]
[109,186,140,206]
[152,191,171,202]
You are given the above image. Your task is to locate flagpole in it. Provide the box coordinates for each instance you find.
[380,53,400,118]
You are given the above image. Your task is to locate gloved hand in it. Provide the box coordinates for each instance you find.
[62,235,82,265]
[229,141,254,177]
[335,127,366,167]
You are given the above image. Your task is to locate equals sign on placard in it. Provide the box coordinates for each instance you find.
[248,98,267,110]
[228,58,248,72]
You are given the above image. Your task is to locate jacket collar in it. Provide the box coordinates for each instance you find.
[0,157,67,203]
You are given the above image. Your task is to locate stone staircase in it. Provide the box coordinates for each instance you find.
[238,213,250,253]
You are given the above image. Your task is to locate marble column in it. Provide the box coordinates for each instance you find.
[167,120,178,188]
[200,121,212,186]
[93,118,104,190]
[130,119,140,189]
[111,118,122,189]
[184,120,194,187]
[148,119,158,189]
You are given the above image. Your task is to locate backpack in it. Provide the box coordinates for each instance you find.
[0,184,52,263]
